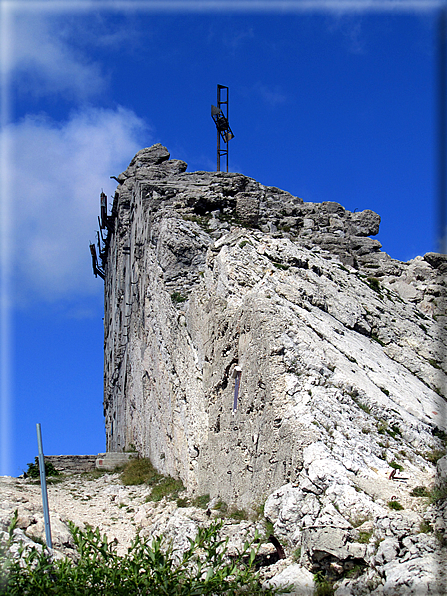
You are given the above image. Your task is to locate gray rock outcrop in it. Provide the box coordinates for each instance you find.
[97,144,446,594]
[103,144,445,498]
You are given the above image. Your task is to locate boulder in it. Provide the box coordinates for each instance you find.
[264,563,315,596]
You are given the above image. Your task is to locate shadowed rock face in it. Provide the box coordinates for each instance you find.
[103,145,446,513]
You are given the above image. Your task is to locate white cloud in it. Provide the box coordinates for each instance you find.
[8,14,107,100]
[5,106,149,302]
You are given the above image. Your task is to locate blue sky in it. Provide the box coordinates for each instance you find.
[0,0,445,476]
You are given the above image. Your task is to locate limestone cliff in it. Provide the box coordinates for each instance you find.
[103,144,446,513]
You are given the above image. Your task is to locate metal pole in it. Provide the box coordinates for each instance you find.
[36,423,52,549]
[226,87,229,173]
[217,85,221,171]
[438,5,446,255]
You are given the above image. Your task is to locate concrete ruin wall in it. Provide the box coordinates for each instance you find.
[44,455,98,474]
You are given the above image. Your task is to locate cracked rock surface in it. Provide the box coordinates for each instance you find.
[100,144,447,592]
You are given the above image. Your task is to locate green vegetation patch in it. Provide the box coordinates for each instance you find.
[212,500,228,514]
[150,476,184,502]
[425,449,446,464]
[419,521,434,533]
[367,277,381,294]
[273,262,290,271]
[182,213,212,230]
[192,494,211,509]
[429,482,447,503]
[388,500,404,511]
[25,457,60,479]
[358,530,373,544]
[228,508,249,521]
[410,486,430,498]
[0,516,286,595]
[121,458,162,486]
[171,291,187,304]
[389,461,404,472]
[176,494,210,509]
[121,458,184,502]
[351,395,370,414]
[314,571,335,596]
[433,427,447,443]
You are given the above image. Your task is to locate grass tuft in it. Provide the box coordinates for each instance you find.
[388,500,404,511]
[410,486,430,498]
[171,291,187,304]
[425,449,446,464]
[121,458,162,486]
[150,477,184,502]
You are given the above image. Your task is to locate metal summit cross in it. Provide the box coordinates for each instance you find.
[211,84,234,172]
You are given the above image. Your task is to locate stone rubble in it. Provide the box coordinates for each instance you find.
[1,462,446,594]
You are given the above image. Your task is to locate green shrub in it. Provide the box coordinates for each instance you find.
[410,486,430,498]
[314,571,335,596]
[429,482,447,503]
[433,427,447,443]
[367,277,381,293]
[25,457,60,479]
[176,497,189,508]
[377,421,387,435]
[0,519,287,595]
[388,424,402,438]
[121,458,184,501]
[358,530,373,544]
[229,508,249,521]
[388,500,404,511]
[171,291,187,304]
[425,449,446,464]
[273,262,289,271]
[351,396,370,414]
[389,461,404,472]
[264,519,275,538]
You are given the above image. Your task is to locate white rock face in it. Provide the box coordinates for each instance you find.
[96,144,447,594]
[103,144,446,503]
[263,563,315,595]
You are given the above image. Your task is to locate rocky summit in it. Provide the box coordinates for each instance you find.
[3,144,447,594]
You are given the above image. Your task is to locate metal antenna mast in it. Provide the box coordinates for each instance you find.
[211,84,234,172]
